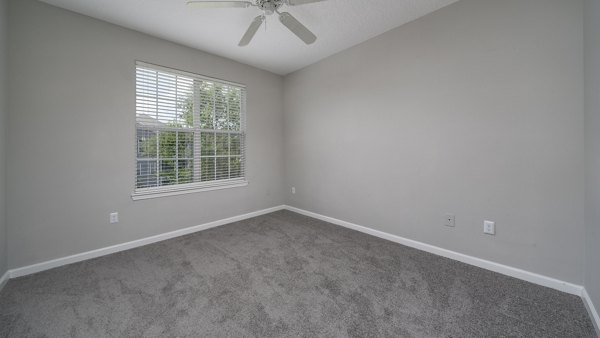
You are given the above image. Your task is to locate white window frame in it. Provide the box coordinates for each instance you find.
[132,61,248,201]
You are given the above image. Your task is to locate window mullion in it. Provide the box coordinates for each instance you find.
[213,87,217,181]
[156,131,160,187]
[213,132,217,181]
[175,76,179,185]
[175,131,179,184]
[193,80,202,183]
[226,88,231,179]
[155,71,160,188]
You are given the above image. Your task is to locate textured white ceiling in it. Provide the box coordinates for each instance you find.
[38,0,460,75]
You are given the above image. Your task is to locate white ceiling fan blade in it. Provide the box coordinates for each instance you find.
[287,0,327,6]
[239,15,265,46]
[278,12,317,45]
[186,1,253,8]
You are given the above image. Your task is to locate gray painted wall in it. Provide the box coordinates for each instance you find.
[0,0,6,277]
[3,0,593,299]
[284,0,585,284]
[585,0,600,317]
[7,0,284,269]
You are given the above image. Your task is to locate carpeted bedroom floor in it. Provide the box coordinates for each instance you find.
[0,210,596,337]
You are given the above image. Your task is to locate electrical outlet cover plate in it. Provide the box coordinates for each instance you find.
[110,212,119,224]
[484,220,495,235]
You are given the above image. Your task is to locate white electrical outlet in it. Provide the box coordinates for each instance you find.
[291,187,296,194]
[110,212,119,224]
[484,220,495,235]
[444,214,455,227]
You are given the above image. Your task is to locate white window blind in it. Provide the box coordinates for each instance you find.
[133,62,247,199]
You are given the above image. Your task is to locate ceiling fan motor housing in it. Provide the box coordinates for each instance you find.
[186,0,320,46]
[257,0,283,15]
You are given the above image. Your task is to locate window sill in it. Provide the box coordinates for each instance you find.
[131,180,248,201]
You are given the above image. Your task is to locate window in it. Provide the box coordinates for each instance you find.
[133,62,247,200]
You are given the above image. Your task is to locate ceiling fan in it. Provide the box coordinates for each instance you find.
[186,0,326,46]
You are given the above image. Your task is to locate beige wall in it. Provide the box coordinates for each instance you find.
[284,0,585,284]
[585,0,600,319]
[0,0,6,277]
[6,0,285,269]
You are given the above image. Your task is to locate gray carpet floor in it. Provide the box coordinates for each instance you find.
[0,210,596,337]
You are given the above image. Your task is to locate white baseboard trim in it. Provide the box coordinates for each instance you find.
[8,205,286,279]
[0,270,9,292]
[284,205,584,296]
[1,204,589,302]
[582,288,600,336]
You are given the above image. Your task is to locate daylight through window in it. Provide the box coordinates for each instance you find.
[134,62,246,198]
